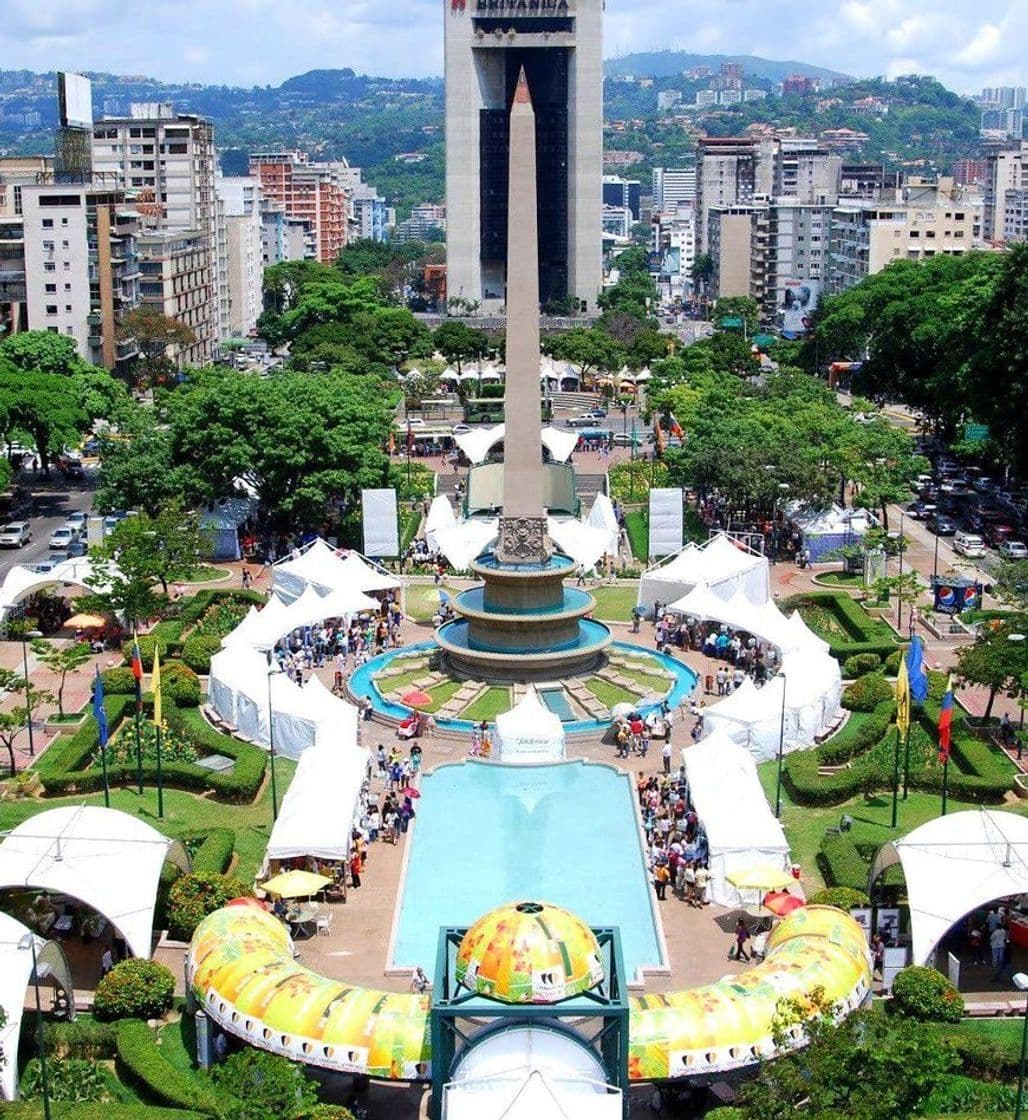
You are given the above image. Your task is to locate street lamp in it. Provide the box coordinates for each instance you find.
[895,510,906,632]
[19,627,43,757]
[1011,634,1027,760]
[18,933,51,1120]
[775,672,787,818]
[265,651,280,821]
[1015,971,1028,1120]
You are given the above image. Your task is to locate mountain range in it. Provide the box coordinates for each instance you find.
[604,52,851,84]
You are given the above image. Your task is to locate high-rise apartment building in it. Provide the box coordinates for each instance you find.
[1002,190,1028,244]
[136,229,215,366]
[652,167,696,213]
[984,142,1028,242]
[249,152,349,265]
[215,177,263,340]
[444,0,603,312]
[259,200,316,266]
[20,183,140,374]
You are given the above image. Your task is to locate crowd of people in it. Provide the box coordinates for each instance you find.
[637,769,712,907]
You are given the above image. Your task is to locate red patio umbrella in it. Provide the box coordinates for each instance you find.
[763,891,805,917]
[402,690,433,709]
[401,786,422,799]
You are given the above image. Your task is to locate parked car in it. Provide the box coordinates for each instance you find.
[566,411,608,427]
[48,525,79,551]
[999,540,1028,560]
[64,511,88,529]
[66,537,88,558]
[954,532,987,558]
[927,513,956,536]
[451,423,471,435]
[612,432,643,446]
[983,521,1016,548]
[907,500,937,521]
[0,521,31,548]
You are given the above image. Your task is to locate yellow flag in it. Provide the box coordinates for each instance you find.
[895,653,910,740]
[152,645,162,727]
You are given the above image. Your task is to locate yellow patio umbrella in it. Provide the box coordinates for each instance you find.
[261,870,333,899]
[725,865,795,893]
[65,612,107,629]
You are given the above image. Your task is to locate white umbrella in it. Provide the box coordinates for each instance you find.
[611,702,637,719]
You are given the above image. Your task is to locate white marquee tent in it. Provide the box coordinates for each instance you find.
[424,495,457,552]
[680,730,790,907]
[870,810,1028,965]
[265,739,370,864]
[272,539,400,603]
[0,912,74,1101]
[637,534,770,613]
[0,807,187,959]
[0,556,116,621]
[454,424,580,466]
[587,493,620,558]
[494,689,566,764]
[433,518,499,572]
[431,515,611,574]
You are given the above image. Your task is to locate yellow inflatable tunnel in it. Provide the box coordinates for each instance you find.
[188,901,871,1082]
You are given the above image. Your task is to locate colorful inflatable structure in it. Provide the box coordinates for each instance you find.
[188,900,871,1083]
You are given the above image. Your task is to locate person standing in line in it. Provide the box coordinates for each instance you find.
[654,861,670,900]
[662,740,672,775]
[989,922,1008,981]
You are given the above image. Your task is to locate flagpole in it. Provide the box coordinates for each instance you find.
[100,734,110,808]
[134,701,143,795]
[891,725,901,828]
[941,755,950,816]
[156,724,164,820]
[902,721,912,800]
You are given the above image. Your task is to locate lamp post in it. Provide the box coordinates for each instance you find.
[620,401,628,438]
[265,650,279,821]
[1011,634,1027,761]
[775,672,787,818]
[1015,971,1028,1120]
[19,627,43,757]
[19,933,51,1120]
[895,510,906,632]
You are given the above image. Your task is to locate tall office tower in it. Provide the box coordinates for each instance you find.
[444,0,603,313]
[652,167,696,213]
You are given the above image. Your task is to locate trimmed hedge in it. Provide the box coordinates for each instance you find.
[930,1023,1023,1082]
[891,965,964,1023]
[817,833,869,893]
[119,634,168,672]
[782,591,901,663]
[115,1019,227,1115]
[842,672,895,712]
[159,660,201,706]
[94,960,175,1021]
[181,634,222,674]
[35,695,266,802]
[167,871,251,941]
[1,1106,210,1120]
[40,1018,118,1060]
[842,652,883,678]
[818,700,895,765]
[184,827,236,874]
[808,886,870,908]
[884,649,902,675]
[177,587,266,627]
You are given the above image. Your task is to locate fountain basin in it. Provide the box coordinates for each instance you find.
[436,617,612,681]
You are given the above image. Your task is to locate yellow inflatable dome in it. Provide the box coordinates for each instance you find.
[455,900,604,1004]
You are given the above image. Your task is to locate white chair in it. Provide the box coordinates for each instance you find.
[316,912,333,937]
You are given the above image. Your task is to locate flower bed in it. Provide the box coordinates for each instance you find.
[781,590,902,664]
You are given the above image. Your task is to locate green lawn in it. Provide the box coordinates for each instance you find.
[374,663,433,695]
[624,510,648,561]
[405,583,459,622]
[424,679,462,713]
[0,757,295,883]
[584,678,637,710]
[615,667,672,693]
[588,584,639,621]
[182,565,229,584]
[461,686,512,723]
[818,571,863,586]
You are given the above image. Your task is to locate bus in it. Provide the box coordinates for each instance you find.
[463,398,553,424]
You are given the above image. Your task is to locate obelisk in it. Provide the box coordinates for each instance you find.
[496,69,551,566]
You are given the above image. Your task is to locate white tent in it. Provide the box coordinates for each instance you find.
[283,584,378,631]
[221,595,293,652]
[680,731,790,907]
[425,495,457,552]
[238,671,323,759]
[781,610,831,655]
[870,810,1028,965]
[434,518,499,571]
[332,550,401,594]
[272,539,400,603]
[547,517,611,573]
[439,366,459,384]
[795,504,876,536]
[0,556,116,619]
[302,675,360,747]
[0,807,187,959]
[494,689,566,763]
[702,678,789,762]
[637,534,770,612]
[454,425,579,466]
[265,740,370,864]
[668,582,795,652]
[588,493,620,558]
[779,648,844,744]
[0,913,74,1101]
[208,645,270,726]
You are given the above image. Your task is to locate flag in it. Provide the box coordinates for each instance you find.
[93,666,109,749]
[668,412,684,439]
[895,654,911,740]
[906,635,929,704]
[151,645,162,727]
[938,675,955,763]
[131,634,143,703]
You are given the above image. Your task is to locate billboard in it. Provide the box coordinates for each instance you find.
[648,488,684,559]
[58,72,93,129]
[361,488,399,558]
[779,278,820,337]
[932,579,983,616]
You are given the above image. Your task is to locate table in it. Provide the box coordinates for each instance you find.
[287,906,318,938]
[53,914,74,934]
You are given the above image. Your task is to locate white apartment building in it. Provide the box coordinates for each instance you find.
[984,142,1028,242]
[1003,189,1028,243]
[215,177,263,340]
[652,167,696,213]
[652,207,696,303]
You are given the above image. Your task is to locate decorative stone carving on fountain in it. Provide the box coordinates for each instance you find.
[496,516,550,564]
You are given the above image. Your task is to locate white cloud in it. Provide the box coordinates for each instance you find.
[0,0,1022,91]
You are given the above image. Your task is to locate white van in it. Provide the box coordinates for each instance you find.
[954,531,986,558]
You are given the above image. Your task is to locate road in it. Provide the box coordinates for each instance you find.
[0,466,96,584]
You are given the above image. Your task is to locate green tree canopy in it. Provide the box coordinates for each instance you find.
[545,327,626,378]
[433,320,491,373]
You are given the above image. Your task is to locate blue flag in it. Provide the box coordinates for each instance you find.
[905,635,929,704]
[93,665,109,749]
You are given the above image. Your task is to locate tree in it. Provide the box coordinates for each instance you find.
[0,331,90,377]
[546,327,625,379]
[955,619,1028,720]
[0,668,53,777]
[95,416,197,516]
[434,320,490,374]
[212,1050,318,1120]
[103,505,213,596]
[738,993,954,1120]
[714,294,760,334]
[349,307,433,367]
[117,307,196,388]
[0,360,89,475]
[994,558,1028,612]
[30,640,92,719]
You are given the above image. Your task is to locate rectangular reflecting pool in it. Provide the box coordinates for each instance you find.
[390,760,666,982]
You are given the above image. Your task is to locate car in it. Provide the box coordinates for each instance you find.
[927,513,956,536]
[954,532,987,558]
[612,432,643,446]
[566,410,607,427]
[66,537,88,557]
[999,540,1028,560]
[401,417,426,429]
[907,500,937,521]
[451,424,472,435]
[983,521,1016,548]
[64,511,88,529]
[0,521,31,548]
[48,526,79,551]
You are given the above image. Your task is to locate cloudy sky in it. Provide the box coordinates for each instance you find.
[3,0,1025,92]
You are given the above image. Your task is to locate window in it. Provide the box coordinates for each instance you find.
[64,283,71,291]
[45,283,56,293]
[61,218,68,227]
[45,304,57,315]
[62,240,69,249]
[42,240,54,250]
[65,304,72,312]
[63,262,70,271]
[41,218,53,229]
[65,326,74,336]
[43,262,55,272]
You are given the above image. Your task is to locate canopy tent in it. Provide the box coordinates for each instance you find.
[680,731,790,907]
[220,595,293,652]
[200,495,258,561]
[0,556,116,620]
[208,645,269,726]
[637,534,770,613]
[433,518,499,572]
[0,913,75,1101]
[793,504,877,563]
[494,689,566,763]
[301,675,360,743]
[588,493,621,558]
[870,810,1028,965]
[282,584,379,630]
[265,740,370,864]
[424,495,457,552]
[272,539,400,603]
[238,671,322,759]
[0,806,187,959]
[439,366,459,383]
[454,425,579,466]
[702,678,791,763]
[782,610,832,655]
[778,648,844,743]
[547,517,612,573]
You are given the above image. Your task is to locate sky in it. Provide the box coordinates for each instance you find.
[2,0,1026,93]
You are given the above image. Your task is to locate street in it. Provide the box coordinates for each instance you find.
[0,465,96,583]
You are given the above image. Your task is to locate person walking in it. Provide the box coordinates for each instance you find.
[871,932,885,981]
[732,918,751,962]
[661,740,672,775]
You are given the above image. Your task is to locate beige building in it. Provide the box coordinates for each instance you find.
[983,141,1028,242]
[215,177,263,340]
[828,186,976,294]
[708,205,759,299]
[0,156,53,218]
[136,230,215,367]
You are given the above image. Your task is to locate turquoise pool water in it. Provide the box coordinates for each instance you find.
[455,586,594,616]
[540,688,576,721]
[347,642,698,734]
[390,760,664,981]
[437,617,611,654]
